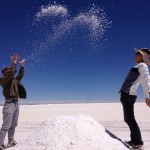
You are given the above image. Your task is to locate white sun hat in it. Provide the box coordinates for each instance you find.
[135,48,150,65]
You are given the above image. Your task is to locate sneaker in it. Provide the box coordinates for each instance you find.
[7,140,17,148]
[129,144,144,150]
[0,145,6,150]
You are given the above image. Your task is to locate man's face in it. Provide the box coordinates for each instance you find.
[134,52,143,63]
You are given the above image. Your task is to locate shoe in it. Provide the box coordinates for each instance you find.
[129,144,144,150]
[0,145,6,150]
[125,140,134,147]
[7,140,17,148]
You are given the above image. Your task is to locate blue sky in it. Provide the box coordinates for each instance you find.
[0,0,150,102]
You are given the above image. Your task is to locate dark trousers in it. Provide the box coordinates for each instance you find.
[120,92,143,145]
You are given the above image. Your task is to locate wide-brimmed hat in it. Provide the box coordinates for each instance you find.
[135,48,150,65]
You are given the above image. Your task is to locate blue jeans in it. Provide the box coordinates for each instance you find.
[0,102,19,145]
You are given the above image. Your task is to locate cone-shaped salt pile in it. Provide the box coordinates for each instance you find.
[11,114,128,150]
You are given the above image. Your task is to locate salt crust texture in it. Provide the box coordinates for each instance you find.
[11,114,128,150]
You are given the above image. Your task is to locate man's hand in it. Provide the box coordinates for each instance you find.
[11,54,19,64]
[19,59,27,67]
[146,98,150,107]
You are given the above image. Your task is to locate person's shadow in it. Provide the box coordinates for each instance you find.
[105,129,129,149]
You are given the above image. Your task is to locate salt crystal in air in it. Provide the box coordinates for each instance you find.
[36,4,68,20]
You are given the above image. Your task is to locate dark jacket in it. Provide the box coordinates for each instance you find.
[0,63,26,101]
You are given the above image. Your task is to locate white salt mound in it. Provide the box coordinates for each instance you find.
[12,114,128,150]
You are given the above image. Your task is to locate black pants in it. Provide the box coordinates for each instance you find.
[120,92,143,145]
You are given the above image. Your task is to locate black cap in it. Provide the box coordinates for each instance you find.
[2,66,11,75]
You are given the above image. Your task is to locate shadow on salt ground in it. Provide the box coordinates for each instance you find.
[105,129,129,149]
